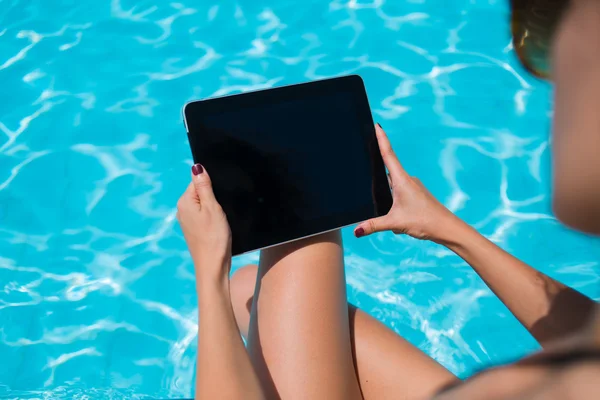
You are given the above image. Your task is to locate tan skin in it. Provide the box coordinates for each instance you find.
[228,127,596,400]
[177,171,264,400]
[178,0,600,398]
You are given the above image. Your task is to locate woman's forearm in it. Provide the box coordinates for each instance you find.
[196,276,265,400]
[440,218,595,346]
[353,124,596,346]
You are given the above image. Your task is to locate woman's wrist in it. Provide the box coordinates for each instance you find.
[196,271,230,305]
[194,259,231,297]
[430,213,475,249]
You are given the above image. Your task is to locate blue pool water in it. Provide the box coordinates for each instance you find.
[1,0,599,398]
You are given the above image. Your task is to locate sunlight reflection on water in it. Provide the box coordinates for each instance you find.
[1,0,599,398]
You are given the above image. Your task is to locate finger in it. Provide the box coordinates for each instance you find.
[178,181,196,205]
[412,177,427,190]
[375,123,409,180]
[191,163,218,205]
[184,181,195,195]
[354,216,394,238]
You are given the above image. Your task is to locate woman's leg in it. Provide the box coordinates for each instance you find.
[232,260,457,400]
[244,231,363,399]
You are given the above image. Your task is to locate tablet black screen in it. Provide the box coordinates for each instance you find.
[184,76,392,255]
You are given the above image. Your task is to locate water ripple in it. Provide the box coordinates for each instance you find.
[1,0,599,397]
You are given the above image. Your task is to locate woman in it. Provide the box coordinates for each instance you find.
[176,0,600,398]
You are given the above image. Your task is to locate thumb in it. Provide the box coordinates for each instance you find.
[354,216,393,238]
[191,163,217,204]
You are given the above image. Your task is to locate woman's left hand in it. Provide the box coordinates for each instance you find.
[354,124,461,244]
[177,164,232,287]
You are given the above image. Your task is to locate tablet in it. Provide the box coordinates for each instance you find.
[183,75,392,256]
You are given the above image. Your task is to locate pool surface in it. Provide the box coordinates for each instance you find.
[1,0,599,398]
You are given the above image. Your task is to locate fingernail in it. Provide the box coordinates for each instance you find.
[355,227,365,237]
[377,123,383,129]
[192,164,204,176]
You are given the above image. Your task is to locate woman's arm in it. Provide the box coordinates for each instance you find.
[196,277,264,399]
[355,124,596,347]
[177,164,264,400]
[440,218,595,345]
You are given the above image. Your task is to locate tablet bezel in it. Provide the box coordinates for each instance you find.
[183,75,393,255]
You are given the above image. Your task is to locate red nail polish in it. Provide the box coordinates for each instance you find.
[192,164,204,176]
[355,227,365,237]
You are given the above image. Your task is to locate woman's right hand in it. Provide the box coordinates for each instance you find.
[354,124,463,244]
[177,164,233,288]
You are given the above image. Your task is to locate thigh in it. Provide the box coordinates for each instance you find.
[246,231,363,400]
[232,262,457,400]
[348,305,456,399]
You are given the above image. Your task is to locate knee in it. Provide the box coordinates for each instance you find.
[230,264,258,334]
[231,264,259,305]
